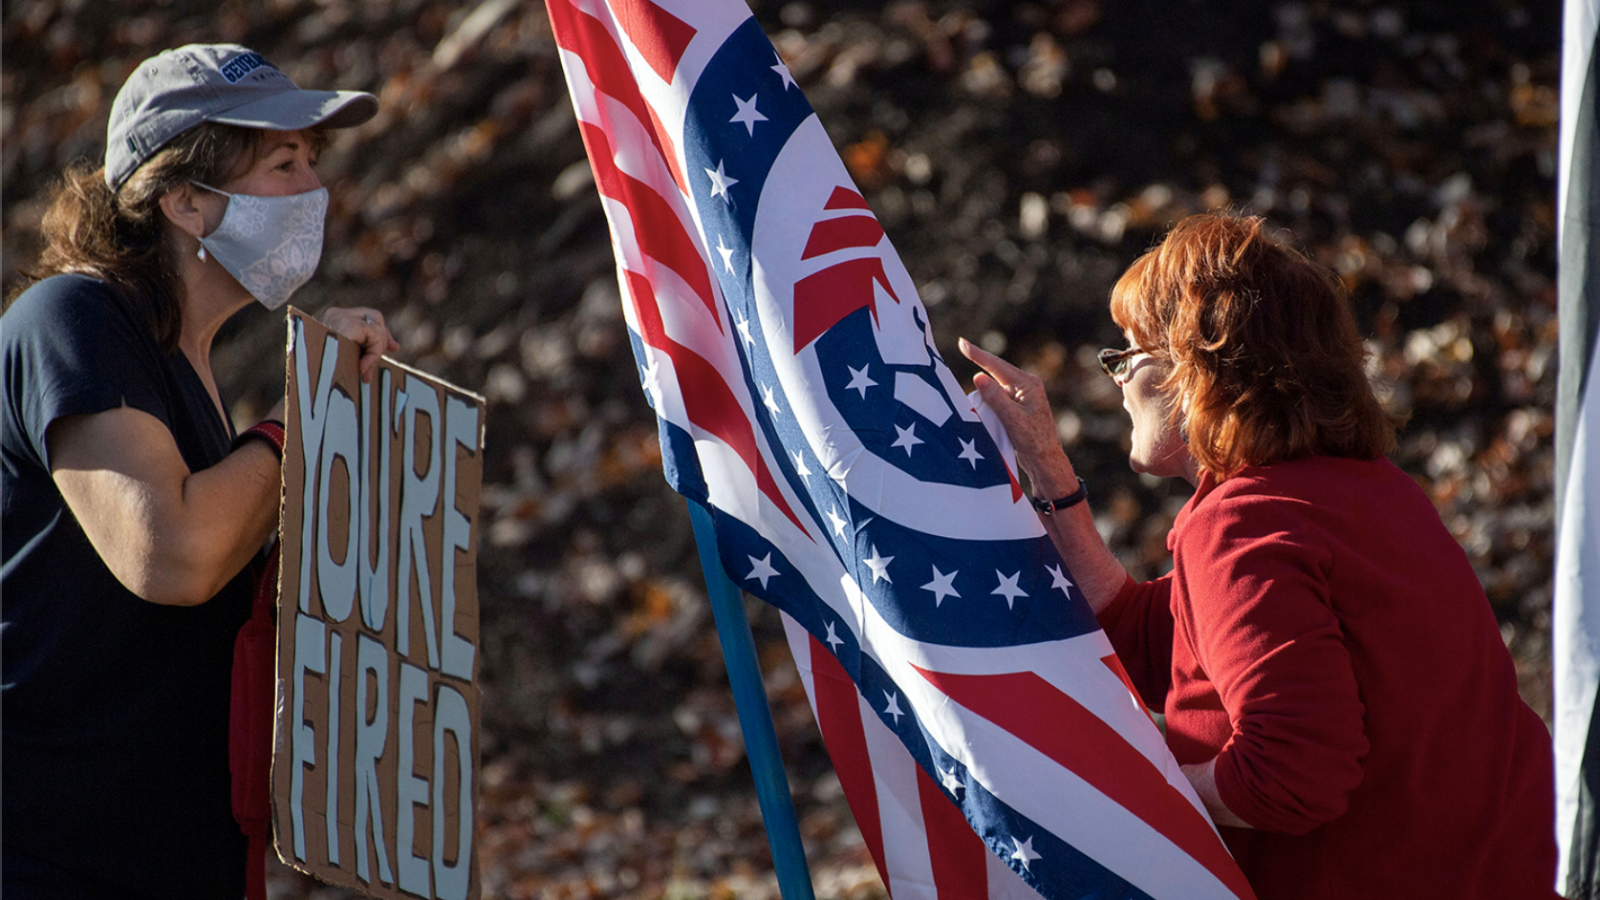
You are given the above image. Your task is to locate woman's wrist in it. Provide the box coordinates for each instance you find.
[1031,476,1088,515]
[1180,758,1253,829]
[1022,447,1080,501]
[233,419,286,461]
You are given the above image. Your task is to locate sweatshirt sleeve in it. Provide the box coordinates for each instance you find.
[1176,490,1369,835]
[1097,573,1175,711]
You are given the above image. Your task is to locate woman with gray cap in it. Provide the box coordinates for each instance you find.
[2,44,391,899]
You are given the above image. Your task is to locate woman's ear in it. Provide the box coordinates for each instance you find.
[156,183,213,240]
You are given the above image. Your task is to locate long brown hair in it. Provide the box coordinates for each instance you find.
[1110,213,1397,480]
[12,123,322,352]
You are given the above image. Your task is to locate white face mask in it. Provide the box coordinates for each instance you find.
[193,181,329,310]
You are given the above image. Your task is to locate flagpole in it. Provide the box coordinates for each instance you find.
[687,499,818,900]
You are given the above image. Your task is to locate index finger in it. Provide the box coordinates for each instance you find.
[957,337,1025,388]
[356,330,396,382]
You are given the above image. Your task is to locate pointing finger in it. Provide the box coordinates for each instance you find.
[959,337,1026,390]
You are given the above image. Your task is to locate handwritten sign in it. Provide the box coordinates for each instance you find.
[275,310,485,900]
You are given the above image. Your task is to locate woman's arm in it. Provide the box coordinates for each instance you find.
[49,406,281,606]
[959,338,1128,614]
[1180,492,1368,834]
[1099,574,1178,710]
[47,306,397,607]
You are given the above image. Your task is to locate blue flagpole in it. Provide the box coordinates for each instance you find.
[686,499,817,900]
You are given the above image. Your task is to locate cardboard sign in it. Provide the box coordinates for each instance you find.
[274,310,486,900]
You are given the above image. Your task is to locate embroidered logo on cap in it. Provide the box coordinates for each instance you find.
[218,52,275,84]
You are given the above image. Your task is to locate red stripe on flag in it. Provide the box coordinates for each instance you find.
[792,257,901,353]
[825,186,872,210]
[606,0,696,84]
[579,121,720,330]
[547,0,689,194]
[911,666,1257,900]
[622,270,810,536]
[915,764,991,900]
[1101,654,1157,727]
[801,215,886,260]
[810,636,892,896]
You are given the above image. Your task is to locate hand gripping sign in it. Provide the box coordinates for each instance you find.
[274,311,486,900]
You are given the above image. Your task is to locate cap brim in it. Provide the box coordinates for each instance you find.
[207,88,378,132]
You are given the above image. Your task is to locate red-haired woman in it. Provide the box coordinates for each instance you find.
[962,213,1556,899]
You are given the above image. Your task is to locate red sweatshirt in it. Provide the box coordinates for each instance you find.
[1099,455,1556,900]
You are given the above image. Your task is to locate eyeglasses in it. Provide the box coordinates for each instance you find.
[1097,346,1148,380]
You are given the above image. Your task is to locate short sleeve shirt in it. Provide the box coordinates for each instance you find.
[2,274,252,898]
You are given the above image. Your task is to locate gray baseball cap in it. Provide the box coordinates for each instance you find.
[105,43,378,192]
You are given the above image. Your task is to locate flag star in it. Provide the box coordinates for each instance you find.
[863,545,894,584]
[845,364,878,399]
[640,358,662,404]
[762,383,782,417]
[939,766,964,796]
[958,438,984,468]
[1010,835,1042,871]
[745,553,779,589]
[921,565,960,607]
[824,619,845,652]
[771,53,797,89]
[730,93,769,136]
[715,234,736,274]
[891,423,924,456]
[792,450,812,485]
[826,505,849,538]
[704,159,739,201]
[883,691,905,725]
[735,313,755,349]
[1047,564,1074,597]
[992,570,1027,609]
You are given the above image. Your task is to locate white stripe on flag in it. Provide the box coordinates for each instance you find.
[862,695,942,900]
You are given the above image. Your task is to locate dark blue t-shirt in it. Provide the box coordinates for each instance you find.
[2,274,253,898]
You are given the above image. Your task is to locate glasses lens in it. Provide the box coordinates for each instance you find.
[1098,347,1139,378]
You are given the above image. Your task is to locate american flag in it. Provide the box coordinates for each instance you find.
[545,1,1254,898]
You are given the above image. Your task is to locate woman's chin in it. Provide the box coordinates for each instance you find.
[1128,452,1188,481]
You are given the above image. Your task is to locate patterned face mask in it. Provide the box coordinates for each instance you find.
[193,181,329,310]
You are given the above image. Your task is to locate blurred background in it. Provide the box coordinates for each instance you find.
[1,0,1562,897]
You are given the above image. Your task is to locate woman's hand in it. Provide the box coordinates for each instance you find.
[959,336,1131,615]
[1181,758,1254,829]
[317,306,399,382]
[958,337,1077,496]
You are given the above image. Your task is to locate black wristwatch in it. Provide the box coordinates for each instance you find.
[1030,476,1088,515]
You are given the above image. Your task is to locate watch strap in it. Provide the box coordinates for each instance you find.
[1030,476,1088,515]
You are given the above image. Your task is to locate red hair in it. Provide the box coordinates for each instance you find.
[1109,213,1395,480]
